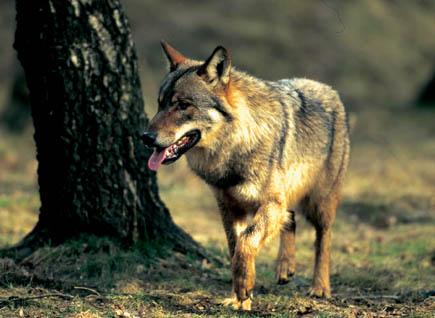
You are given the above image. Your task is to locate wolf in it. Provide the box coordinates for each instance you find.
[141,40,350,310]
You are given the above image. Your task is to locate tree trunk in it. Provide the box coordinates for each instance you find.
[13,0,204,258]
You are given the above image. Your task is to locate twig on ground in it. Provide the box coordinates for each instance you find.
[338,294,401,300]
[0,293,74,307]
[74,286,101,296]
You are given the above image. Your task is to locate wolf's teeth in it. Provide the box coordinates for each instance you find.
[177,137,188,146]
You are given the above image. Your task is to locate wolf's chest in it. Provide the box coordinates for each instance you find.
[192,163,245,190]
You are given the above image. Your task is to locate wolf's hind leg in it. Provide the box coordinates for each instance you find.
[302,191,339,299]
[310,223,332,298]
[275,210,296,285]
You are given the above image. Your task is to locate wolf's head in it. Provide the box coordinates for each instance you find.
[142,41,233,171]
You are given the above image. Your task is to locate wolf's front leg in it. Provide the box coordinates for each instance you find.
[231,200,288,310]
[220,209,247,259]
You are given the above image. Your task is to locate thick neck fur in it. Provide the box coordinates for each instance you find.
[186,68,292,181]
[221,69,288,155]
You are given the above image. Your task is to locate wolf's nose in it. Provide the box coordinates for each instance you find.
[141,131,158,147]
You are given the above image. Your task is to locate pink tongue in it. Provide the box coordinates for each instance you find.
[148,148,168,171]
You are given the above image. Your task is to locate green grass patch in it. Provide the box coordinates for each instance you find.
[333,225,435,293]
[0,193,39,246]
[0,193,39,211]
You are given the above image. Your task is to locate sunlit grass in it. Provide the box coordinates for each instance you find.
[0,193,39,246]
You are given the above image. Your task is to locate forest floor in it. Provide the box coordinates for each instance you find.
[0,108,435,317]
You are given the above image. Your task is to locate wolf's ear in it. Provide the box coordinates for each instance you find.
[160,40,187,72]
[198,46,231,86]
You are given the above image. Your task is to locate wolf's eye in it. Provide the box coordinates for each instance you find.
[176,101,191,111]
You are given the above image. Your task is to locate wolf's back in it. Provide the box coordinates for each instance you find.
[279,78,349,159]
[289,78,346,114]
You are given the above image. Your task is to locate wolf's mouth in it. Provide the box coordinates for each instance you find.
[148,130,201,171]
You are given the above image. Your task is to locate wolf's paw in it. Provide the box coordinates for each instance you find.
[308,285,331,299]
[275,259,295,285]
[221,296,252,311]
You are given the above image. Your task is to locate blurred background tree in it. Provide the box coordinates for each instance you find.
[0,62,30,132]
[418,68,435,107]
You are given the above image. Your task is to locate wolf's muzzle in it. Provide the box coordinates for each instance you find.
[141,131,158,148]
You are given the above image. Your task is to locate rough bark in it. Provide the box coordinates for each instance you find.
[13,0,205,258]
